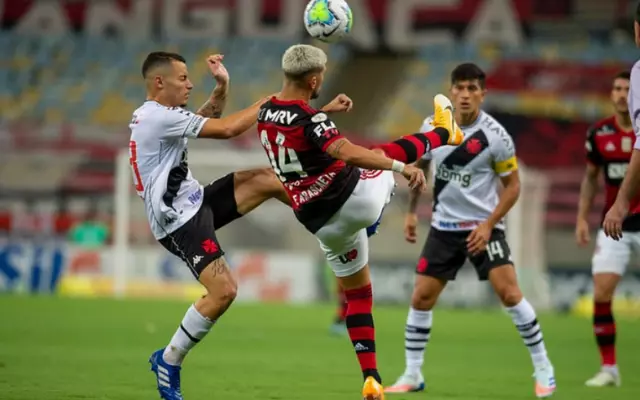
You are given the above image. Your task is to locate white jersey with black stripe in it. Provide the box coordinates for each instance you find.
[128,101,209,239]
[420,111,518,231]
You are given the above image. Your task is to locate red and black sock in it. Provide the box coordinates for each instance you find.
[593,301,617,366]
[372,127,449,164]
[344,283,381,384]
[335,284,348,324]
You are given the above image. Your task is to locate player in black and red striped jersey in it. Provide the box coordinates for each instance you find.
[257,44,464,400]
[576,71,640,388]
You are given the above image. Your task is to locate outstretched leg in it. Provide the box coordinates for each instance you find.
[372,95,464,163]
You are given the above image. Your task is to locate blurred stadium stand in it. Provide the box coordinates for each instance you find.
[2,0,640,307]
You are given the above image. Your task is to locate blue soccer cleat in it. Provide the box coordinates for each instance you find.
[149,348,184,400]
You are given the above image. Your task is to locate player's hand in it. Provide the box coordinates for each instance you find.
[404,213,418,243]
[321,94,353,113]
[466,222,492,255]
[603,199,628,241]
[402,165,427,192]
[207,54,229,85]
[575,218,591,247]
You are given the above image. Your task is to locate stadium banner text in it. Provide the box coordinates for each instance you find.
[1,0,537,50]
[0,240,319,303]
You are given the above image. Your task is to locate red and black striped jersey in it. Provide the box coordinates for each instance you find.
[257,97,359,233]
[585,115,640,230]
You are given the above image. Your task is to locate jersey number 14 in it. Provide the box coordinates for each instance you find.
[260,130,308,182]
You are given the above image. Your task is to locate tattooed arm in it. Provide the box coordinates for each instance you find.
[196,83,228,119]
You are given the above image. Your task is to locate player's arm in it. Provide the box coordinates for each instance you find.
[615,150,640,206]
[486,133,520,229]
[577,128,602,224]
[486,170,520,229]
[198,98,266,139]
[196,54,229,118]
[408,157,431,213]
[578,163,601,222]
[325,138,399,171]
[407,118,435,213]
[162,98,266,140]
[196,81,227,119]
[615,66,640,205]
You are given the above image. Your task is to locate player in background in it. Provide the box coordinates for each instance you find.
[576,71,639,387]
[257,44,464,400]
[385,63,556,398]
[604,2,640,238]
[133,52,352,400]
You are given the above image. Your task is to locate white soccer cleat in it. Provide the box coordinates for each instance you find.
[534,364,556,398]
[384,372,425,393]
[585,369,621,387]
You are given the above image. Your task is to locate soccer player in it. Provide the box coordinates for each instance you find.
[132,52,352,400]
[576,71,638,387]
[257,44,464,400]
[384,63,556,398]
[604,2,640,238]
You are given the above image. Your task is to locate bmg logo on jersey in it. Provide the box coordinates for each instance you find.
[436,165,472,188]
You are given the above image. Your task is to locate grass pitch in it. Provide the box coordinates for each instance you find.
[0,295,638,400]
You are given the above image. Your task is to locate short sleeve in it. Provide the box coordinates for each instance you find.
[161,107,209,139]
[419,116,434,161]
[491,129,518,176]
[630,62,640,148]
[585,125,602,165]
[303,112,344,151]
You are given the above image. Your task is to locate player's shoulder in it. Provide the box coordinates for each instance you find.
[477,111,513,149]
[132,102,188,127]
[587,116,617,137]
[259,98,325,125]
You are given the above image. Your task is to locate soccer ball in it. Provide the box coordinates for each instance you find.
[304,0,353,43]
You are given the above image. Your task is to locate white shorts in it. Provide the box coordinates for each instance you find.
[592,229,640,275]
[315,170,396,278]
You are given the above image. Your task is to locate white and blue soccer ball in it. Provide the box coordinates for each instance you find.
[304,0,353,43]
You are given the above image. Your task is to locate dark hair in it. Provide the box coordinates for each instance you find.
[141,52,186,77]
[451,63,486,88]
[615,71,631,81]
[636,1,640,24]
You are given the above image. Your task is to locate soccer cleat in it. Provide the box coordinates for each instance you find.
[534,364,556,398]
[432,94,464,145]
[363,376,385,400]
[384,373,425,393]
[149,348,184,400]
[585,369,621,387]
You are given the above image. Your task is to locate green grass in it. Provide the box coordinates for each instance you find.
[0,296,638,400]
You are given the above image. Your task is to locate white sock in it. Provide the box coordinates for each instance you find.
[505,298,550,368]
[404,307,432,377]
[163,304,215,366]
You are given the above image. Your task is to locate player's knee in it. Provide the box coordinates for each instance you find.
[496,285,523,307]
[593,279,615,303]
[411,289,437,311]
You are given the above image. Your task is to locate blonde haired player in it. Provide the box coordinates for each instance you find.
[257,44,463,400]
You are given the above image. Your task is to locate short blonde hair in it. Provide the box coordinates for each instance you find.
[282,44,327,76]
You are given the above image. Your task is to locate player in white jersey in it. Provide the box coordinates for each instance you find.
[385,63,556,398]
[134,51,352,400]
[604,1,640,239]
